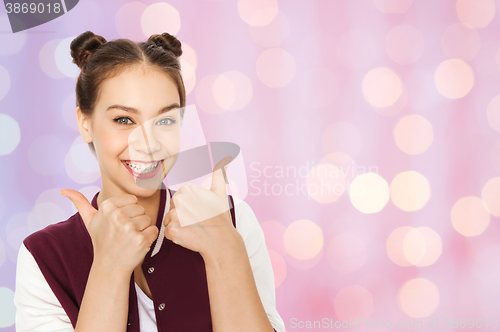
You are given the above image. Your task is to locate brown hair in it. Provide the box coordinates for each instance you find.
[69,31,186,153]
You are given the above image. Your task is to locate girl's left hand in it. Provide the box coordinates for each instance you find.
[163,156,244,258]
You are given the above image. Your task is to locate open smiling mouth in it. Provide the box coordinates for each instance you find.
[121,160,164,179]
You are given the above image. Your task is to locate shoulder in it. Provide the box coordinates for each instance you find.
[23,211,91,257]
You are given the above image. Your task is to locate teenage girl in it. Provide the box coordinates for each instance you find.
[14,31,285,332]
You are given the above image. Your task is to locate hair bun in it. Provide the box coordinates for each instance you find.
[70,31,107,69]
[148,32,182,57]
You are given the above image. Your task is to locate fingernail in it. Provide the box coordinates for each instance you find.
[60,190,67,197]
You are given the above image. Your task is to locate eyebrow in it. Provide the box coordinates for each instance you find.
[106,103,180,115]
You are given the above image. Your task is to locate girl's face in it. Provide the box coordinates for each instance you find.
[78,65,182,198]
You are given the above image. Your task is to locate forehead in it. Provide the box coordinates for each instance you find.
[96,65,180,110]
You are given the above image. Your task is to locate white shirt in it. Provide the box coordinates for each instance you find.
[14,194,285,332]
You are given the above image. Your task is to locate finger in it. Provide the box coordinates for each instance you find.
[60,189,97,228]
[142,225,159,245]
[118,204,146,219]
[210,156,232,196]
[163,208,175,227]
[130,214,152,231]
[107,194,138,208]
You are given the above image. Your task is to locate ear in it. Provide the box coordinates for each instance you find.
[76,107,93,144]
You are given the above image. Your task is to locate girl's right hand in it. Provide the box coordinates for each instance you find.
[59,189,159,275]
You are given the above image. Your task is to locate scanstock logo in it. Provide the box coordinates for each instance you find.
[4,0,79,33]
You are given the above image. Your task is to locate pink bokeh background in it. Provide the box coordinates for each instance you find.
[1,0,500,330]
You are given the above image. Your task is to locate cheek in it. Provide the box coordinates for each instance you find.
[94,126,129,157]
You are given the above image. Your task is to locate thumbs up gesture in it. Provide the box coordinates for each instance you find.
[163,156,243,258]
[59,189,159,275]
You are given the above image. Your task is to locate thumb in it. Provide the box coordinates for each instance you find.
[210,156,232,196]
[60,188,97,229]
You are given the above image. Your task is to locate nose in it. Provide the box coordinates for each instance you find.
[128,121,161,156]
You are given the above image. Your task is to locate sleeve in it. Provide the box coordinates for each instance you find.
[233,197,286,332]
[14,242,74,332]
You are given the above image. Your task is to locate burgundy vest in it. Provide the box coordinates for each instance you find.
[23,184,237,331]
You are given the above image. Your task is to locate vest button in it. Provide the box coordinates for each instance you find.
[158,303,165,310]
[148,267,154,273]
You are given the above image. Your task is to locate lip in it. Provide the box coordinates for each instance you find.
[122,159,164,179]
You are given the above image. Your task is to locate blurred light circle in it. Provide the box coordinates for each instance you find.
[362,67,402,108]
[115,2,147,40]
[6,225,30,252]
[373,0,413,13]
[0,15,27,55]
[481,177,500,217]
[0,194,4,221]
[141,3,181,37]
[69,136,100,173]
[0,114,20,156]
[284,247,323,270]
[179,43,197,96]
[180,43,197,70]
[327,232,366,273]
[62,93,78,131]
[260,220,286,255]
[284,219,323,260]
[39,39,66,79]
[0,287,15,327]
[213,71,253,111]
[336,29,378,71]
[293,67,339,109]
[486,95,500,134]
[195,74,225,114]
[321,122,362,157]
[334,285,374,321]
[268,249,287,288]
[350,173,390,214]
[306,163,346,204]
[412,227,442,267]
[456,0,495,29]
[386,226,413,266]
[451,196,490,237]
[256,48,296,88]
[374,80,408,116]
[434,58,474,99]
[64,137,101,184]
[35,188,78,217]
[213,74,234,110]
[238,0,279,26]
[496,48,500,73]
[390,171,431,211]
[441,23,481,62]
[398,278,439,318]
[180,59,196,96]
[0,65,11,102]
[394,115,433,155]
[469,241,500,285]
[5,212,30,252]
[402,228,426,265]
[0,240,5,269]
[320,152,357,183]
[28,202,66,233]
[249,11,289,47]
[490,138,500,173]
[55,37,80,79]
[28,135,66,176]
[385,24,424,65]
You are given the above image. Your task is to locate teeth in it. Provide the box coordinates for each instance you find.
[125,161,159,173]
